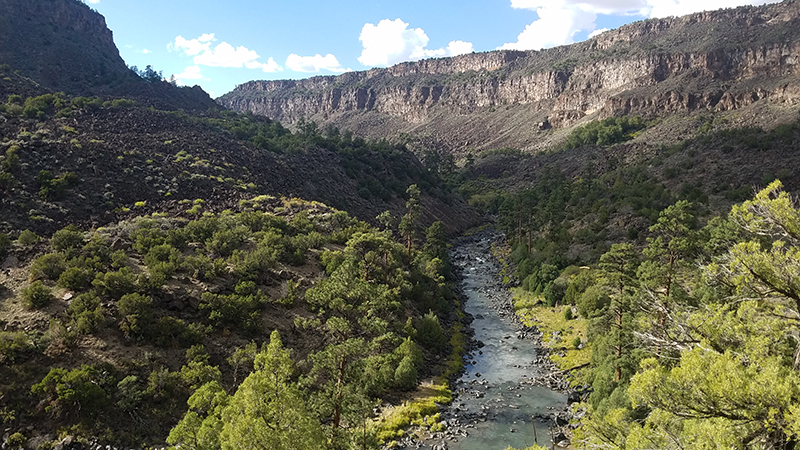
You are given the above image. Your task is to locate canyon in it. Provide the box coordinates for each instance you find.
[220,1,800,154]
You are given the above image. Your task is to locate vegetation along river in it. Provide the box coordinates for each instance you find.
[406,230,570,450]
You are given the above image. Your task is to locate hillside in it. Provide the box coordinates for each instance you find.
[0,0,217,111]
[219,0,800,155]
[0,76,480,238]
[0,4,480,446]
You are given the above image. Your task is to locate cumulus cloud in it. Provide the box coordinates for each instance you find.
[169,33,283,72]
[286,54,348,73]
[500,6,598,50]
[501,0,779,50]
[171,65,207,85]
[588,27,610,38]
[358,19,474,67]
[646,0,777,18]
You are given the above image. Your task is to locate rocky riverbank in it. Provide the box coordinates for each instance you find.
[396,229,577,450]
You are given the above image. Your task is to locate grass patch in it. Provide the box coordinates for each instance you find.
[374,382,452,446]
[511,288,591,382]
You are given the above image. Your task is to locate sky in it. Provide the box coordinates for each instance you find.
[83,0,780,98]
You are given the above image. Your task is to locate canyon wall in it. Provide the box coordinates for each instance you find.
[219,0,800,153]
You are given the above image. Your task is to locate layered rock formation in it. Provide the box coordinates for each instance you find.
[219,0,800,153]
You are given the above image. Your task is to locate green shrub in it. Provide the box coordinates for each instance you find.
[233,246,277,281]
[572,336,582,349]
[30,252,67,281]
[206,226,248,256]
[36,171,78,200]
[51,225,84,251]
[57,266,93,291]
[21,281,53,309]
[67,292,104,334]
[200,291,264,332]
[117,293,153,340]
[1,146,20,172]
[6,432,26,449]
[0,172,17,191]
[563,116,648,150]
[416,311,446,350]
[394,356,419,391]
[183,254,227,281]
[0,233,10,253]
[0,331,35,362]
[577,285,611,318]
[564,307,574,321]
[93,267,137,298]
[31,365,108,418]
[130,225,166,254]
[144,243,181,276]
[16,229,40,246]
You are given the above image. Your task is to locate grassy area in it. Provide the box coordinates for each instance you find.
[374,381,453,446]
[374,321,463,446]
[511,288,591,383]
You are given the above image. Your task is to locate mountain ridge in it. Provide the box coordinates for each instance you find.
[219,0,800,154]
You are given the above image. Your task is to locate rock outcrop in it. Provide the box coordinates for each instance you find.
[219,0,800,153]
[0,0,218,111]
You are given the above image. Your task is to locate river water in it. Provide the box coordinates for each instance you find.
[407,233,568,450]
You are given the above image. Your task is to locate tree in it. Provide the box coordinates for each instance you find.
[221,331,325,450]
[597,244,641,383]
[584,182,800,449]
[399,184,421,260]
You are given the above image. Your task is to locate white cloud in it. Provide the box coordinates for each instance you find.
[171,66,207,85]
[142,49,151,54]
[169,33,283,72]
[500,6,598,50]
[646,0,777,18]
[286,54,348,73]
[358,19,474,67]
[501,0,779,51]
[86,0,99,3]
[588,27,610,38]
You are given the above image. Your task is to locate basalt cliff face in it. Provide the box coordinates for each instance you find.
[0,0,217,111]
[219,0,800,153]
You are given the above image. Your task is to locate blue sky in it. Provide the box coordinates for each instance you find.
[84,0,779,97]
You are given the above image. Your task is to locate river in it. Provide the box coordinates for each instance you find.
[403,231,570,450]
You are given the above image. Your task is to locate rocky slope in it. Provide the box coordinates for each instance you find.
[0,0,217,111]
[219,0,800,154]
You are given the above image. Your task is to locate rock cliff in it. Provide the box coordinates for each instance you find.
[219,0,800,153]
[0,0,218,111]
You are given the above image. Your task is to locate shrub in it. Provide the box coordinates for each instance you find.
[416,311,446,350]
[144,243,181,276]
[0,233,10,254]
[6,432,26,449]
[30,253,67,281]
[21,281,53,309]
[51,225,84,251]
[0,172,17,191]
[31,365,108,418]
[564,307,574,321]
[117,293,153,339]
[0,331,35,362]
[93,267,137,298]
[67,292,104,334]
[206,226,248,256]
[394,356,419,391]
[130,225,166,254]
[57,266,93,291]
[17,229,40,246]
[1,146,20,172]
